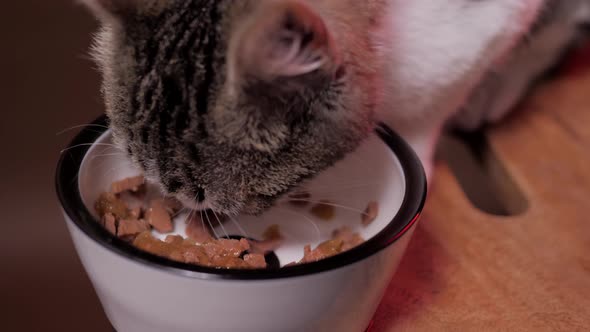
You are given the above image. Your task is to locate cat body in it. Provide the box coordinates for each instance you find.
[81,0,590,215]
[373,0,590,177]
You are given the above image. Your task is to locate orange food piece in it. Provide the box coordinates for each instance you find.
[250,224,284,255]
[110,175,145,194]
[310,200,335,221]
[97,176,275,269]
[102,213,117,235]
[262,224,282,241]
[128,206,142,220]
[133,232,265,269]
[202,238,250,259]
[244,254,267,269]
[117,219,150,237]
[163,198,183,214]
[296,226,365,264]
[185,215,213,243]
[249,238,283,255]
[300,240,344,263]
[145,199,174,233]
[95,192,129,219]
[332,226,364,251]
[361,201,379,226]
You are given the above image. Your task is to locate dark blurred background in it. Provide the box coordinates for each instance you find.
[0,1,111,330]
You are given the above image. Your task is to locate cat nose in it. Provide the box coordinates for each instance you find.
[196,187,206,203]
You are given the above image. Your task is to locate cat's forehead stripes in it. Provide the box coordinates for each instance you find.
[125,0,226,175]
[84,0,378,214]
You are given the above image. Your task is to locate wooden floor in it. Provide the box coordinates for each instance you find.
[371,45,590,331]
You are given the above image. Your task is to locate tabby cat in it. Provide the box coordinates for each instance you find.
[81,0,590,215]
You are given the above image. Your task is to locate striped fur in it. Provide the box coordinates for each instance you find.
[82,0,590,215]
[84,0,378,215]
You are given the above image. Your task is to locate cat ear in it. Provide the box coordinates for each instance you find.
[230,1,339,82]
[79,0,133,20]
[79,0,164,21]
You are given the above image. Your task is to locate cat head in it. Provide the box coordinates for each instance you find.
[82,0,379,215]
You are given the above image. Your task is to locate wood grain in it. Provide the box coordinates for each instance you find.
[371,46,590,331]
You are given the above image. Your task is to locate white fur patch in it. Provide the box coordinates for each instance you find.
[371,0,545,174]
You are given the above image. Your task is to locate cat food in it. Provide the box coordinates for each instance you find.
[128,206,142,220]
[310,200,335,221]
[199,209,229,226]
[163,197,184,212]
[331,226,365,251]
[101,213,117,235]
[185,216,214,243]
[250,224,284,255]
[117,218,151,237]
[361,201,379,226]
[94,176,268,269]
[145,199,174,233]
[133,232,266,269]
[110,175,145,194]
[263,224,282,241]
[95,192,131,220]
[95,176,371,269]
[243,253,266,268]
[297,226,364,264]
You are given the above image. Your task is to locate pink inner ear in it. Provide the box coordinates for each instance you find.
[267,29,328,77]
[237,1,336,80]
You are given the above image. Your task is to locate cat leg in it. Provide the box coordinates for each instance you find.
[454,1,590,131]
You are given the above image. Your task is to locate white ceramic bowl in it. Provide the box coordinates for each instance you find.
[56,116,426,332]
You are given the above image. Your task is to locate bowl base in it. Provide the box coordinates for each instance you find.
[111,322,375,331]
[110,320,376,332]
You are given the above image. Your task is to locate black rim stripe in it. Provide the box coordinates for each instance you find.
[55,115,426,280]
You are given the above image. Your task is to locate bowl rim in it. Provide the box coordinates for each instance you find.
[56,115,426,280]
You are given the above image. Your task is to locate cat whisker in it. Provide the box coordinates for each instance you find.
[184,208,193,227]
[199,212,208,236]
[92,145,122,154]
[101,164,130,179]
[202,209,219,239]
[191,207,209,236]
[184,195,199,227]
[227,214,248,238]
[172,206,189,219]
[300,184,380,196]
[172,201,193,218]
[89,148,129,176]
[284,199,369,216]
[275,207,321,243]
[60,129,106,137]
[90,152,126,162]
[61,142,118,154]
[91,155,118,172]
[212,210,230,239]
[56,123,110,136]
[92,156,128,174]
[182,197,195,226]
[298,181,380,191]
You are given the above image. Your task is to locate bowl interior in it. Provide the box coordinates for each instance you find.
[78,131,407,267]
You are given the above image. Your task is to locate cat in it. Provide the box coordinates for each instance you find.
[80,0,590,216]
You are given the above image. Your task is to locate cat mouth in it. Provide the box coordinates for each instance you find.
[174,188,279,216]
[177,196,213,212]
